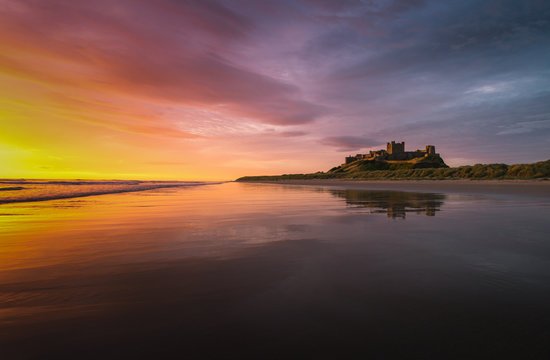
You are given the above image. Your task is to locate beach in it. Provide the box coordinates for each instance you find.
[3,0,549,358]
[2,181,550,358]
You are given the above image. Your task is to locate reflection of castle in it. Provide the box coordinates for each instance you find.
[331,189,445,218]
[345,141,438,164]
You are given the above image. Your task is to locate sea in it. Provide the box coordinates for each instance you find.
[1,180,550,359]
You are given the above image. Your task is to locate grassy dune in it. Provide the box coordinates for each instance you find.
[236,159,550,181]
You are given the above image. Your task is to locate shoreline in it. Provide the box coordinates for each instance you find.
[236,179,550,197]
[0,182,224,205]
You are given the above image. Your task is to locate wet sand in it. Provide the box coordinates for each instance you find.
[238,179,550,197]
[2,182,550,359]
[4,238,550,359]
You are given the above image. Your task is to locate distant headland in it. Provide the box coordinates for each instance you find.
[237,140,550,181]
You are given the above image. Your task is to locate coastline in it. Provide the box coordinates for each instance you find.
[0,181,224,205]
[236,179,550,197]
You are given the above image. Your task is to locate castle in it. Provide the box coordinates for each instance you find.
[345,141,438,164]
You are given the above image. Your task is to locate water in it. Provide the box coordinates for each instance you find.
[1,182,550,359]
[0,179,212,204]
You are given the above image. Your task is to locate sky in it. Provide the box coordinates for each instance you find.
[1,0,549,180]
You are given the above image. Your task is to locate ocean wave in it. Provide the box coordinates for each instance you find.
[0,179,200,185]
[0,181,224,204]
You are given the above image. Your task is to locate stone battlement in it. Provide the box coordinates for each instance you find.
[345,141,439,164]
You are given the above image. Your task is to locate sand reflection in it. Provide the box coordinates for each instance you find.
[330,189,446,218]
[2,183,550,359]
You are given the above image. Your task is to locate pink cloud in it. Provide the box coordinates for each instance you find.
[0,0,326,130]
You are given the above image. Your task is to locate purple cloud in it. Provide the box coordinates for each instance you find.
[320,136,382,151]
[0,0,549,167]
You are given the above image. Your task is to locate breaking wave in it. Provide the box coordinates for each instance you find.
[0,179,220,204]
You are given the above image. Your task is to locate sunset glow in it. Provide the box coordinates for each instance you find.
[2,3,550,356]
[1,0,549,179]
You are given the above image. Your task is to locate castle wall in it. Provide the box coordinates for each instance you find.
[426,145,435,155]
[387,141,405,154]
[344,141,439,165]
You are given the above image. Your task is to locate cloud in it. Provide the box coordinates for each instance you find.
[1,0,549,173]
[278,131,309,137]
[496,119,550,136]
[466,84,509,94]
[320,136,382,151]
[0,0,327,131]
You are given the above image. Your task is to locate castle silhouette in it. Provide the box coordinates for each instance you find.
[345,141,438,164]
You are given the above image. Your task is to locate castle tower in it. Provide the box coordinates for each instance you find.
[425,145,435,155]
[387,141,405,154]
